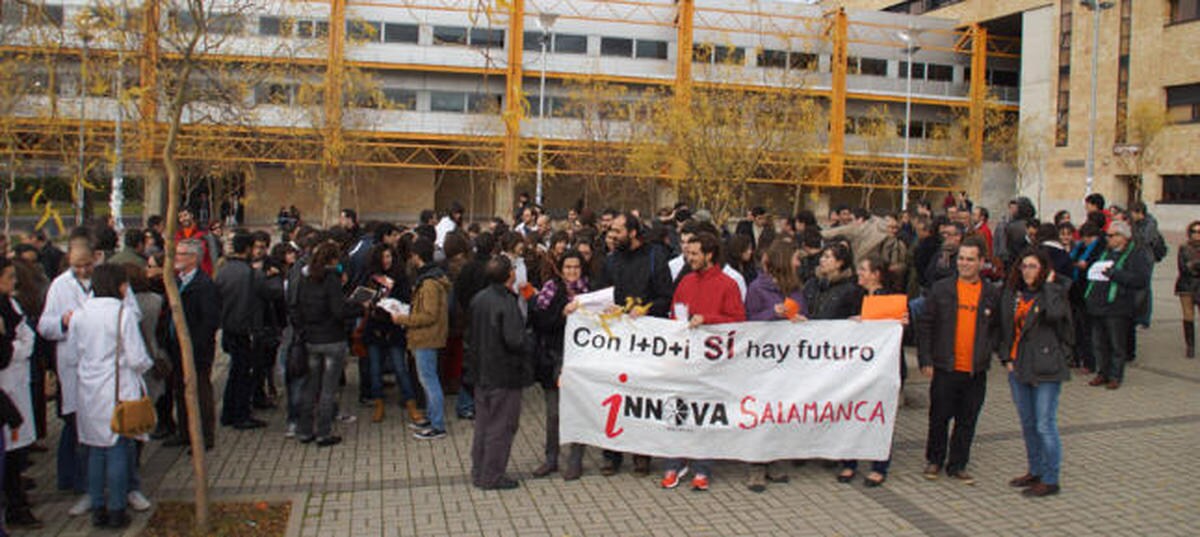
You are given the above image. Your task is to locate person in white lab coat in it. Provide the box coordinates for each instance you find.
[69,264,152,530]
[0,257,41,529]
[36,230,146,517]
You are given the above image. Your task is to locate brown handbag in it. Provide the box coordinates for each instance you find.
[110,305,157,437]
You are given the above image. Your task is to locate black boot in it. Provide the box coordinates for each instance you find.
[1185,320,1196,359]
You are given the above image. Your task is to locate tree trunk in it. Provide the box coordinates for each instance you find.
[160,63,210,533]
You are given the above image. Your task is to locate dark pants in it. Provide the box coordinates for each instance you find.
[221,333,255,425]
[471,387,522,488]
[1091,315,1132,382]
[542,388,560,465]
[1073,305,1095,370]
[171,360,216,446]
[925,370,987,474]
[251,339,279,405]
[56,414,87,493]
[4,448,31,512]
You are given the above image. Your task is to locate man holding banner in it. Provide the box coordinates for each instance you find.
[660,232,746,491]
[917,236,1000,485]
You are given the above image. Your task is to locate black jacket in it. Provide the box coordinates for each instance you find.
[917,276,1001,374]
[362,271,410,347]
[802,269,862,320]
[999,280,1072,384]
[594,243,674,318]
[1083,244,1153,318]
[214,257,272,335]
[290,270,360,345]
[530,280,573,389]
[465,284,531,390]
[170,270,222,367]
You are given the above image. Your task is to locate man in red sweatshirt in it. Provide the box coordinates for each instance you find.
[660,231,745,492]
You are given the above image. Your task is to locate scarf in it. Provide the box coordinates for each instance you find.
[1084,243,1134,303]
[535,277,589,311]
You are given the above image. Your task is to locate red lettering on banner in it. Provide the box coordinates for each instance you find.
[739,396,758,429]
[602,394,624,438]
[736,398,890,429]
[870,401,886,424]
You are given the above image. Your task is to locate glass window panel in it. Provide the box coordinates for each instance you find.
[433,26,468,46]
[470,28,505,48]
[553,34,588,54]
[600,37,633,57]
[383,88,416,109]
[635,39,668,59]
[430,91,467,112]
[384,23,419,43]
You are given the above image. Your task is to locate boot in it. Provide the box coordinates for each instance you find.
[372,399,385,423]
[1185,320,1196,359]
[406,400,430,429]
[747,464,767,493]
[562,444,584,481]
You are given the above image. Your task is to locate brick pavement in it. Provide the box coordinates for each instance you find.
[14,270,1200,536]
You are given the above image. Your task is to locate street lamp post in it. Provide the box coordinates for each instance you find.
[897,29,923,211]
[1081,0,1114,197]
[535,13,558,206]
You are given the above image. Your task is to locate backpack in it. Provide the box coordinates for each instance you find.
[1149,231,1168,262]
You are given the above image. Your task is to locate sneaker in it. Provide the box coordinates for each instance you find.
[337,413,358,424]
[316,436,343,447]
[691,474,710,491]
[68,494,93,516]
[284,422,298,438]
[660,466,689,489]
[407,418,432,431]
[106,510,131,529]
[413,428,446,440]
[91,510,109,528]
[127,490,152,512]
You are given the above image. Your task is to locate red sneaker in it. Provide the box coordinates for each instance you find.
[660,467,689,489]
[691,474,710,491]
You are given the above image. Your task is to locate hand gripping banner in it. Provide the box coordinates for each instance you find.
[559,315,903,462]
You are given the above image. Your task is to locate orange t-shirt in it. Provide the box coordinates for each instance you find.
[954,280,983,373]
[1010,295,1035,361]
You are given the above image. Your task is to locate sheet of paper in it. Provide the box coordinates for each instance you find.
[377,298,410,316]
[1088,260,1114,282]
[575,287,615,313]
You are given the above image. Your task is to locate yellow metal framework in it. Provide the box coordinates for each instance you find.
[2,0,1018,200]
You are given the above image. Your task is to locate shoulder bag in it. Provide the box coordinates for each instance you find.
[110,305,157,437]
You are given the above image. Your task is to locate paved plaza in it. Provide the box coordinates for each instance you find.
[16,269,1200,537]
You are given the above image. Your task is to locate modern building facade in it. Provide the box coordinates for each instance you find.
[831,0,1200,231]
[3,0,1027,224]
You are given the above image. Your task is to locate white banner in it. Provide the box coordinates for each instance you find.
[559,315,903,462]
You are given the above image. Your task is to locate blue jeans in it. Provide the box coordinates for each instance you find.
[368,344,417,403]
[1009,374,1062,485]
[57,414,88,493]
[88,437,133,512]
[457,386,475,416]
[413,348,445,431]
[666,458,711,477]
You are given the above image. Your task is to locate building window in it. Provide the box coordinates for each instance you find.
[600,37,633,57]
[296,20,329,38]
[432,26,468,46]
[1170,0,1200,24]
[848,56,887,76]
[883,0,965,15]
[1055,0,1073,146]
[1115,0,1132,142]
[430,91,467,112]
[1167,83,1200,123]
[759,49,817,71]
[635,39,668,59]
[927,63,953,81]
[382,88,417,110]
[1162,175,1200,204]
[384,23,419,44]
[693,43,746,65]
[348,21,382,42]
[255,83,298,106]
[553,34,588,54]
[259,16,283,36]
[467,93,502,113]
[3,3,65,26]
[469,28,505,48]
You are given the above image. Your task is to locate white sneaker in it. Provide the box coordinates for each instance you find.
[128,490,152,512]
[284,422,297,438]
[337,413,357,424]
[68,494,92,516]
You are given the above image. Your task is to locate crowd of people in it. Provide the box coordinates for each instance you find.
[0,189,1196,532]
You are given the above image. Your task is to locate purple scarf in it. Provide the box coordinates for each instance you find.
[536,277,589,310]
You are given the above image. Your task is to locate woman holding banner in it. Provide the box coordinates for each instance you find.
[801,243,862,321]
[742,241,805,492]
[837,255,907,487]
[530,251,589,480]
[999,248,1071,498]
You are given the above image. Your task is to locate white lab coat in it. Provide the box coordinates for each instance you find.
[37,270,140,415]
[69,297,152,448]
[0,299,36,451]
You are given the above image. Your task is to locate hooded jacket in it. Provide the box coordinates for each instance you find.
[802,268,863,320]
[397,263,451,350]
[999,280,1072,385]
